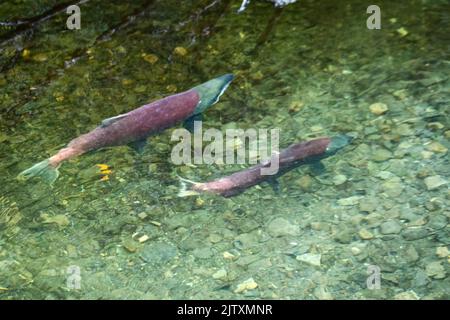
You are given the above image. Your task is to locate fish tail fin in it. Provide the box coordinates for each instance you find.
[17,159,59,184]
[177,175,201,197]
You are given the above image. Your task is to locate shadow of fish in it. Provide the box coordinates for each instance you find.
[17,74,234,184]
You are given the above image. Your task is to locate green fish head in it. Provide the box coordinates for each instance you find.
[192,74,234,114]
[325,134,353,155]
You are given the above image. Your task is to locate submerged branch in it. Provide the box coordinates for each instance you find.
[254,7,284,49]
[1,0,158,118]
[0,0,90,48]
[65,0,156,68]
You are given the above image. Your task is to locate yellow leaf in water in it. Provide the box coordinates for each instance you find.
[195,198,205,206]
[96,164,110,171]
[173,46,187,56]
[32,53,48,62]
[22,49,31,59]
[143,53,159,64]
[166,84,177,92]
[396,27,408,37]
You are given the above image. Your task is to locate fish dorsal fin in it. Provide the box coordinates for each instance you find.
[101,113,129,127]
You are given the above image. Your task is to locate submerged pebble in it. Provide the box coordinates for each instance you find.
[212,268,227,280]
[142,53,158,64]
[40,213,70,228]
[296,253,321,267]
[393,290,419,300]
[138,235,150,243]
[427,215,447,230]
[382,179,404,198]
[122,239,138,253]
[32,53,48,62]
[266,217,300,237]
[234,278,258,293]
[137,212,148,220]
[425,261,446,279]
[208,234,222,243]
[338,196,362,206]
[380,220,402,235]
[402,227,429,240]
[369,102,389,115]
[334,228,354,244]
[140,242,177,265]
[424,175,447,190]
[426,122,444,131]
[173,46,188,56]
[404,245,419,262]
[425,142,448,154]
[333,174,347,186]
[359,198,378,212]
[371,148,392,162]
[296,175,313,191]
[223,251,237,260]
[192,247,213,259]
[436,246,449,258]
[313,286,333,300]
[358,228,374,240]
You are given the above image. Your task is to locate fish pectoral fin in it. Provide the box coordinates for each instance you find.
[267,178,280,194]
[309,161,326,175]
[128,139,147,153]
[101,113,130,127]
[183,114,203,133]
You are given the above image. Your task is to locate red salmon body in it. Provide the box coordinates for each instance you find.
[188,137,334,197]
[18,74,234,184]
[69,89,200,151]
